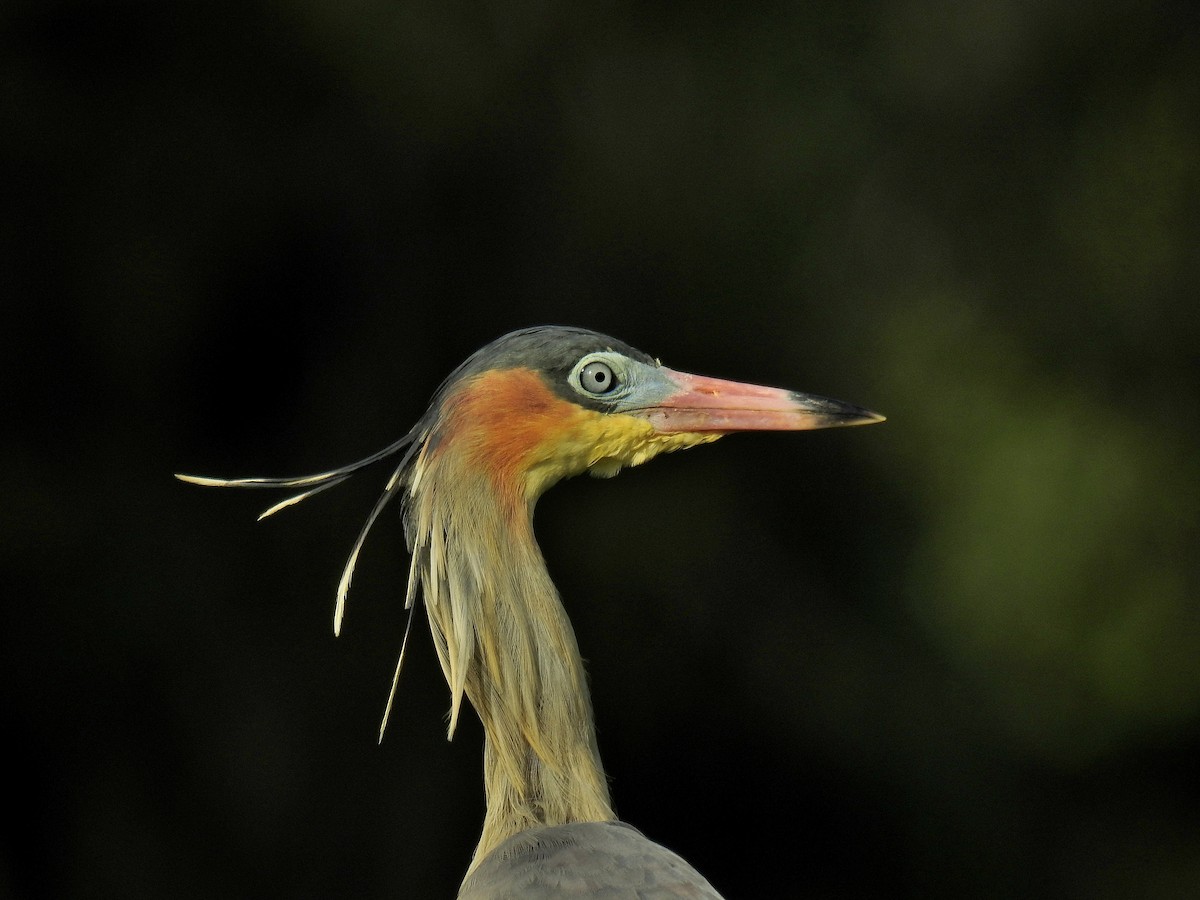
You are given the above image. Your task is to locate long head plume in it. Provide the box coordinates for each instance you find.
[176,426,433,735]
[177,430,421,629]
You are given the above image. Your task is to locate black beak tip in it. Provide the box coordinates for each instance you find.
[789,392,886,427]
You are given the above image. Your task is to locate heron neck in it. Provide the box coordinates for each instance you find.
[408,461,615,870]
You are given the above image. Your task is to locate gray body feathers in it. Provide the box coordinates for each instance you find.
[458,822,725,900]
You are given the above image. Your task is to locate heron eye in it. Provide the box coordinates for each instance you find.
[579,360,618,395]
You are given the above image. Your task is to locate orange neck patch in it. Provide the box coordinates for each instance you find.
[434,368,589,500]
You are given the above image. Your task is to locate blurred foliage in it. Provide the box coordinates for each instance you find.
[2,0,1198,898]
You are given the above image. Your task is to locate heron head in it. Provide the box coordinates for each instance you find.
[421,326,884,506]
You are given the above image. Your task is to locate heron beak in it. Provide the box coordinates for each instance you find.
[635,369,885,434]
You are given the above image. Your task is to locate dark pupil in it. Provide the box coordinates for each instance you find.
[584,362,614,392]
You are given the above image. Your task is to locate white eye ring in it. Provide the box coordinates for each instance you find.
[578,360,618,394]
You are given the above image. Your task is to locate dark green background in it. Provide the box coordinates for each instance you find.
[4,1,1198,897]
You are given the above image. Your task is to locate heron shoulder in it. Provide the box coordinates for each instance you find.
[458,821,725,900]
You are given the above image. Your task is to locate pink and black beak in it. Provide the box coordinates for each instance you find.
[633,369,884,434]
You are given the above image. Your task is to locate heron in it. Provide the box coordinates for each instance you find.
[177,325,883,898]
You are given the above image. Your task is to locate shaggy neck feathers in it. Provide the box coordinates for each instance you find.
[405,368,720,870]
[407,373,615,870]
